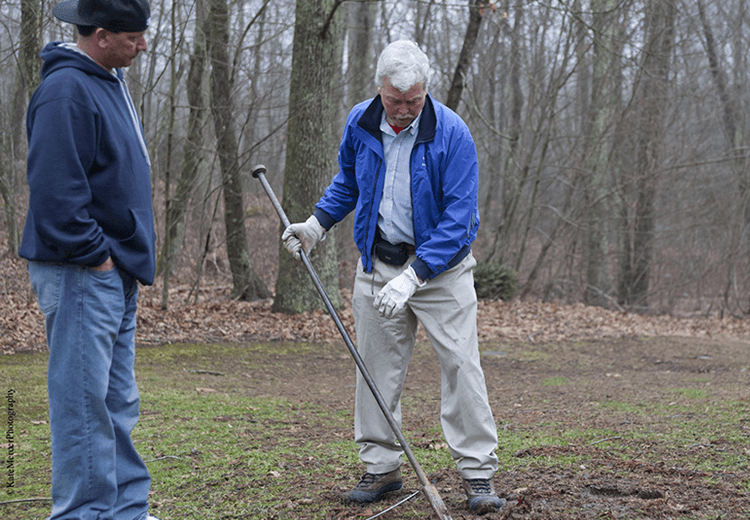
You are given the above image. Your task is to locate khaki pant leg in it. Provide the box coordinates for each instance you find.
[352,257,418,474]
[408,253,499,479]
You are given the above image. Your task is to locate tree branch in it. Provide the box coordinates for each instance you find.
[320,0,349,39]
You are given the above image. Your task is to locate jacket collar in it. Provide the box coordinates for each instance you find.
[357,93,437,145]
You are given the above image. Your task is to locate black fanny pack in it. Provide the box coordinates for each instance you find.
[373,239,415,266]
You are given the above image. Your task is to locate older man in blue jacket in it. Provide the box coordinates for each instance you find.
[283,40,503,514]
[19,0,159,519]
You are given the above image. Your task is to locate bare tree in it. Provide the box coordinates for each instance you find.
[273,0,345,314]
[159,0,209,309]
[445,0,490,111]
[414,0,435,48]
[616,0,675,310]
[581,0,618,307]
[484,0,525,265]
[0,0,41,254]
[206,0,270,300]
[335,0,378,287]
[698,0,750,312]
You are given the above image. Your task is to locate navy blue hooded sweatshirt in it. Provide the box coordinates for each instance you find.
[19,42,156,285]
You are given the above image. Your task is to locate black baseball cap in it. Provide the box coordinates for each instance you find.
[52,0,150,33]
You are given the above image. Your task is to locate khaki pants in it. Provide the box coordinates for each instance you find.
[352,252,499,479]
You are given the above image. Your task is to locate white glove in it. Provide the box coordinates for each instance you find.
[374,265,425,319]
[282,215,325,260]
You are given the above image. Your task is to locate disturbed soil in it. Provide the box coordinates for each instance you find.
[207,333,750,520]
[2,251,750,518]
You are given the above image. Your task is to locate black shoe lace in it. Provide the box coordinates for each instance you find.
[467,479,492,495]
[356,473,378,488]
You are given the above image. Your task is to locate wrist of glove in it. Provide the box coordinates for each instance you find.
[282,215,325,260]
[373,265,426,319]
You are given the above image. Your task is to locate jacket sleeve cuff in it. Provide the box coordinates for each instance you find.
[411,245,472,282]
[313,208,337,231]
[410,258,432,282]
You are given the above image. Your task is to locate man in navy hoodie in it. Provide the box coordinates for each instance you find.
[18,1,158,519]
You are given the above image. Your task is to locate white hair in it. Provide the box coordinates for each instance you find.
[375,40,431,92]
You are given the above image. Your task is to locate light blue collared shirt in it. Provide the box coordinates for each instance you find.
[377,110,422,245]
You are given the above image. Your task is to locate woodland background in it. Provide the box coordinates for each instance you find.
[1,0,750,319]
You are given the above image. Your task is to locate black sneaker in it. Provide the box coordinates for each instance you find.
[342,468,403,503]
[461,478,506,514]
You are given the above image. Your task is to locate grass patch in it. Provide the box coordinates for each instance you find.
[667,387,710,400]
[2,340,749,519]
[542,376,568,386]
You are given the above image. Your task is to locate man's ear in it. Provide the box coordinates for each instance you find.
[93,28,110,48]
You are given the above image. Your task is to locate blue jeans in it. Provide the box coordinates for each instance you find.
[28,262,152,520]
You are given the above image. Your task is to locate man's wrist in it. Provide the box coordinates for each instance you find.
[92,257,114,271]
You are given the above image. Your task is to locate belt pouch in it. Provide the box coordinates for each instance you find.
[374,240,409,266]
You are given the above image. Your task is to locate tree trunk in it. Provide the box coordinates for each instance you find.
[0,149,17,256]
[336,0,376,289]
[160,0,208,308]
[583,0,617,308]
[445,0,485,111]
[617,0,675,310]
[273,0,344,314]
[207,0,270,301]
[698,0,750,313]
[1,0,41,254]
[486,1,523,263]
[158,1,179,309]
[414,0,435,48]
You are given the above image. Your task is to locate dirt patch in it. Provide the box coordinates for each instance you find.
[165,335,750,519]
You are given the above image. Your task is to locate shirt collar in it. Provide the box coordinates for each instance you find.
[380,110,422,137]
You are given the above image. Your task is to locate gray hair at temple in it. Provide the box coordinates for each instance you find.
[375,40,432,92]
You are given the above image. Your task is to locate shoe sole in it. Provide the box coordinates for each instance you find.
[468,496,506,514]
[343,481,403,503]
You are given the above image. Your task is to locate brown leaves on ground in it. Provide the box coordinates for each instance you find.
[2,252,750,355]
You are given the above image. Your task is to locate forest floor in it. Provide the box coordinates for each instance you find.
[2,251,750,518]
[5,246,750,356]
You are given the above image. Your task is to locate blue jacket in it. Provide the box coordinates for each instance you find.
[314,94,479,281]
[19,42,156,285]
